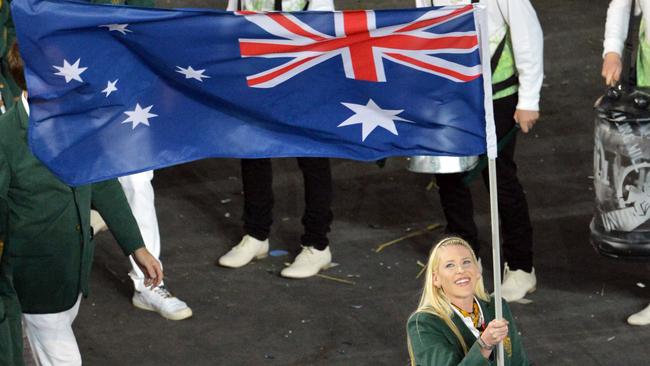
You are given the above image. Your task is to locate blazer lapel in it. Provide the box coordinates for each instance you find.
[451,311,480,347]
[479,297,496,326]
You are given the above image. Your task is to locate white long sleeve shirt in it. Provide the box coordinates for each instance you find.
[226,0,333,11]
[604,0,650,57]
[415,0,544,111]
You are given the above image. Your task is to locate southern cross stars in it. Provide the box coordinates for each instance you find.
[53,59,87,83]
[102,79,118,97]
[338,99,413,141]
[100,24,132,35]
[176,66,210,82]
[122,103,157,129]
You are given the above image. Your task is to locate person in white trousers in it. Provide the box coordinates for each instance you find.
[92,172,192,321]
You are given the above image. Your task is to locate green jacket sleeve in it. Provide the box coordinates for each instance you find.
[126,0,155,7]
[0,273,23,366]
[0,147,9,246]
[502,301,530,366]
[91,179,143,256]
[408,312,489,366]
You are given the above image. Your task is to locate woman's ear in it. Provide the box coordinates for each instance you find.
[432,272,441,288]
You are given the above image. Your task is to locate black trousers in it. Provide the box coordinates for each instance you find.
[434,94,533,272]
[240,157,333,250]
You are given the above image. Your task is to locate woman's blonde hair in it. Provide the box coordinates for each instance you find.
[407,237,489,365]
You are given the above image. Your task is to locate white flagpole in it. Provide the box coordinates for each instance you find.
[488,158,504,366]
[475,4,504,366]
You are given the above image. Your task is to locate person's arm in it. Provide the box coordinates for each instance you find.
[604,0,633,58]
[307,0,334,11]
[602,0,634,85]
[91,179,162,287]
[407,313,490,366]
[226,0,238,11]
[498,0,543,133]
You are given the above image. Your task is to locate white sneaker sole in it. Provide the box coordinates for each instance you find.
[132,297,193,321]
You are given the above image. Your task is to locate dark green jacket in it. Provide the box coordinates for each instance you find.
[408,297,529,366]
[0,100,144,314]
[0,264,22,366]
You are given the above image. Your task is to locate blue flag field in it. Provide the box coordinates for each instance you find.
[12,0,490,186]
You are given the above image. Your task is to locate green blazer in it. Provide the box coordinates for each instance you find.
[0,101,144,314]
[0,265,23,366]
[408,297,529,366]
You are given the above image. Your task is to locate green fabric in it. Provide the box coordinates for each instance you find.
[0,265,23,366]
[0,0,14,59]
[637,19,650,87]
[491,32,518,100]
[0,66,21,111]
[407,297,529,366]
[0,101,144,314]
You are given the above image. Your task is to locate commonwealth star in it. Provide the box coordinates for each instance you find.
[338,99,413,141]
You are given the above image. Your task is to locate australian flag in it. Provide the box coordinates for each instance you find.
[12,0,491,186]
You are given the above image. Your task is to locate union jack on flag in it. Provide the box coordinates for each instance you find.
[13,0,492,186]
[238,5,481,88]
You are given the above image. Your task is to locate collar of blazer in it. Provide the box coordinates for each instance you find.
[450,297,496,343]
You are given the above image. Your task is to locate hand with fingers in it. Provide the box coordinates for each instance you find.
[514,109,539,133]
[602,52,623,87]
[478,319,510,358]
[132,247,163,288]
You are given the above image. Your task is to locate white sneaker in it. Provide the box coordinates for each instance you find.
[218,235,269,268]
[628,303,650,326]
[501,264,536,302]
[132,285,192,321]
[281,246,331,279]
[90,209,108,234]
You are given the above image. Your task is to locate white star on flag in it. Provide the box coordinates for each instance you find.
[176,66,210,82]
[122,103,157,129]
[338,99,413,141]
[102,79,118,97]
[99,24,132,35]
[53,59,87,83]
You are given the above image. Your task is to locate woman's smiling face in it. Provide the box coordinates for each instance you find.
[433,244,481,306]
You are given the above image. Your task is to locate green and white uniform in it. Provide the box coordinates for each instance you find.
[415,0,544,111]
[604,0,650,86]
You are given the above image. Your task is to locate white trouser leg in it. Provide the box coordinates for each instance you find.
[118,171,163,291]
[22,295,82,366]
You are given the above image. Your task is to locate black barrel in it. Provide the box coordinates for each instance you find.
[591,87,650,260]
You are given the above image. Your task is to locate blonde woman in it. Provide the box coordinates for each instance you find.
[407,237,529,365]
